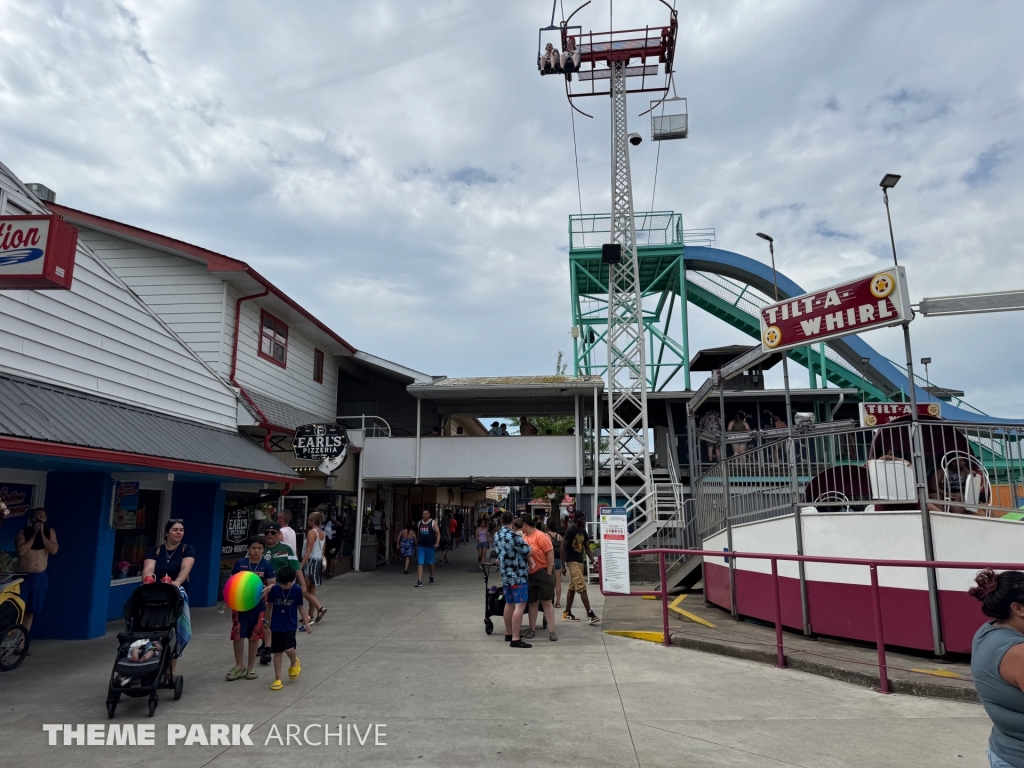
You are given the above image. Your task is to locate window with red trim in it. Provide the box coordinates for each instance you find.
[259,310,288,367]
[313,348,324,384]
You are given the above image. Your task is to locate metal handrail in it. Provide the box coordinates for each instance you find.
[693,416,1024,522]
[598,546,1023,693]
[336,414,392,438]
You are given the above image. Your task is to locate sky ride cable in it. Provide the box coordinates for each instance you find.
[562,0,584,216]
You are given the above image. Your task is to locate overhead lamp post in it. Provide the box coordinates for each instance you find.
[921,357,932,401]
[754,232,809,635]
[859,357,871,402]
[879,173,943,655]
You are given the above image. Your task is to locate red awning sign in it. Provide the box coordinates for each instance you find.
[859,402,941,428]
[760,267,910,353]
[0,214,79,290]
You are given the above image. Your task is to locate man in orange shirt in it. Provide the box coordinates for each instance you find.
[522,516,557,642]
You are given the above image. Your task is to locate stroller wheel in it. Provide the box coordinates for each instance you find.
[259,646,272,666]
[106,700,117,719]
[484,618,494,635]
[148,698,158,717]
[174,675,184,701]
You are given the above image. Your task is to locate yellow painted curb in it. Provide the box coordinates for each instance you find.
[910,668,969,680]
[604,630,666,644]
[668,594,717,629]
[642,595,658,600]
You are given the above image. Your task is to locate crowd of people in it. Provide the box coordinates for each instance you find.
[486,508,600,648]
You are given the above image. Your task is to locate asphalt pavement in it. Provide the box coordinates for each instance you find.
[0,545,993,767]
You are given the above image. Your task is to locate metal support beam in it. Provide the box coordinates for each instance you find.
[606,60,653,518]
[593,385,600,519]
[680,256,691,389]
[415,397,422,484]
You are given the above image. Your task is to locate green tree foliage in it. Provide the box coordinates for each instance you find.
[506,351,575,436]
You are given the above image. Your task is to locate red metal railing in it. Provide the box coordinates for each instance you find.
[599,548,1024,694]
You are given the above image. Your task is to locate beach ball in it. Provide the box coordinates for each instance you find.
[223,571,263,612]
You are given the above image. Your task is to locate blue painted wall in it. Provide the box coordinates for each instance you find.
[107,580,139,621]
[171,482,225,608]
[33,471,113,640]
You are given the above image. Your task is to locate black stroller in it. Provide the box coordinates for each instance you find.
[106,583,184,718]
[482,561,504,635]
[483,561,547,636]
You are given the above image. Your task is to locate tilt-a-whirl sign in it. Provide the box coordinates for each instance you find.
[760,267,911,354]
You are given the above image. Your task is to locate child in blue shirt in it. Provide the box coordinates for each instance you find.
[266,565,312,690]
[227,536,275,681]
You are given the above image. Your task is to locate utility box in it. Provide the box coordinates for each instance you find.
[26,183,56,203]
[359,535,378,571]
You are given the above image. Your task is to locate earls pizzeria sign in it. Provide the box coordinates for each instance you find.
[760,268,911,354]
[0,214,79,290]
[293,423,349,463]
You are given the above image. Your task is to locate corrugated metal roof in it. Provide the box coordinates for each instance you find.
[0,376,296,478]
[407,375,604,402]
[426,375,602,387]
[245,390,333,432]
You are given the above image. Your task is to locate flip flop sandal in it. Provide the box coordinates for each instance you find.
[226,667,245,681]
[244,668,258,680]
[315,608,327,624]
[270,680,283,691]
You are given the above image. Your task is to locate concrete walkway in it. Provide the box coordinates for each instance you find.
[0,546,993,767]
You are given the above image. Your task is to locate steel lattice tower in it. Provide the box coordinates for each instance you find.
[538,1,679,519]
[606,61,653,514]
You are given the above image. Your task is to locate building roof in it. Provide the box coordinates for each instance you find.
[0,375,298,482]
[411,375,604,397]
[406,375,604,418]
[350,351,434,385]
[689,345,782,372]
[48,202,357,358]
[243,390,334,433]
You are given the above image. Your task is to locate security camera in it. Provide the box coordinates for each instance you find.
[628,132,642,146]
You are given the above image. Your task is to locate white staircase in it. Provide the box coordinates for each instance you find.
[626,469,684,549]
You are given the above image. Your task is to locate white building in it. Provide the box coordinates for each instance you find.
[0,161,298,640]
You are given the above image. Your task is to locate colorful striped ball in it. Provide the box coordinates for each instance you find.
[223,570,263,612]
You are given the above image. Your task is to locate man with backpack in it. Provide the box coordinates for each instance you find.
[561,512,600,625]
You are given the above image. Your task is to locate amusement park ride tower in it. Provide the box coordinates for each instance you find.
[539,1,686,515]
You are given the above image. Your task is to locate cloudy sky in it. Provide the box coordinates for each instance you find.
[2,1,1022,414]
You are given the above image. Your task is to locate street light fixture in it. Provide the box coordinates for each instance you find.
[880,173,901,190]
[754,232,809,635]
[880,174,901,267]
[921,357,932,400]
[859,357,871,402]
[878,173,943,655]
[756,233,779,301]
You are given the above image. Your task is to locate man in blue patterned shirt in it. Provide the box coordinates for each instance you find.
[491,510,533,648]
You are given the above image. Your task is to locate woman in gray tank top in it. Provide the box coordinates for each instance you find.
[971,569,1024,767]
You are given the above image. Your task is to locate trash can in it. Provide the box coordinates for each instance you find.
[359,534,378,571]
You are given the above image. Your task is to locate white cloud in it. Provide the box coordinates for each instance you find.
[1,1,1022,412]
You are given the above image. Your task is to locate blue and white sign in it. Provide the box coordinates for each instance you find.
[0,218,50,275]
[0,214,79,290]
